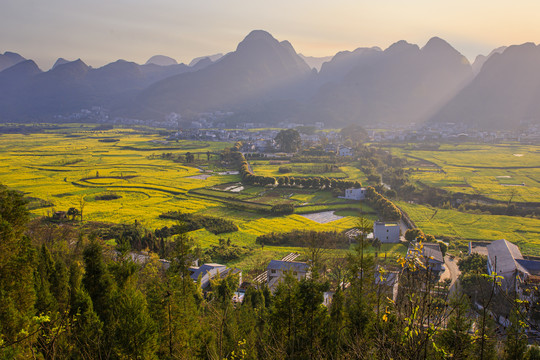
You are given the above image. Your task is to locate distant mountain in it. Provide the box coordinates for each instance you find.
[188,53,223,67]
[0,57,193,120]
[0,51,26,72]
[0,59,42,83]
[317,47,382,84]
[3,33,540,130]
[299,37,473,126]
[471,46,507,74]
[0,60,42,121]
[51,58,72,70]
[299,54,333,71]
[131,30,312,118]
[431,43,540,129]
[145,55,178,66]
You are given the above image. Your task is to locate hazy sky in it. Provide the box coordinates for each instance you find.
[2,0,540,70]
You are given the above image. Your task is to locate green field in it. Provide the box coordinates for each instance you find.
[398,201,540,256]
[11,128,540,267]
[0,127,372,269]
[388,144,540,202]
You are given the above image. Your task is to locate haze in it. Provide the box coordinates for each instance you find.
[3,0,540,69]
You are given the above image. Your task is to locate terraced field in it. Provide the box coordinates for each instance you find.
[0,127,371,267]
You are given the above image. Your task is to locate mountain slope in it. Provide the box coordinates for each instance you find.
[300,37,473,126]
[431,43,540,129]
[145,55,177,66]
[0,52,26,72]
[131,30,312,118]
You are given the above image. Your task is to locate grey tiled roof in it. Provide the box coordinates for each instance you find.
[267,260,309,272]
[487,239,524,274]
[422,243,444,263]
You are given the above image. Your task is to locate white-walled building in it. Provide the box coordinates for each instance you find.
[338,146,353,156]
[267,260,310,290]
[373,221,401,243]
[344,187,367,200]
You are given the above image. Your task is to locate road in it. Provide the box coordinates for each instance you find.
[440,255,461,295]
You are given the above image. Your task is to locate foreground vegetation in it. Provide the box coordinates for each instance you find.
[1,185,539,359]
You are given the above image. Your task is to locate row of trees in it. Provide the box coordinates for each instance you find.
[237,150,361,191]
[159,211,239,235]
[365,186,402,220]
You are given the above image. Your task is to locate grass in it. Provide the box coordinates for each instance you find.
[398,201,540,256]
[388,143,540,202]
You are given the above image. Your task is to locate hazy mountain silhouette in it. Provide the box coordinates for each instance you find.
[317,47,382,83]
[297,37,473,126]
[0,56,198,119]
[51,58,73,70]
[431,43,540,129]
[0,51,26,72]
[299,54,333,71]
[2,32,540,129]
[145,55,178,66]
[188,53,223,67]
[131,30,312,118]
[471,46,507,74]
[0,60,42,121]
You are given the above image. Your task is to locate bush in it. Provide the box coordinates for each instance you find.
[159,211,238,234]
[95,192,122,201]
[278,166,292,174]
[204,241,252,262]
[256,230,348,248]
[270,204,294,215]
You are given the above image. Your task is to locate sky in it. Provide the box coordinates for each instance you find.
[2,0,540,70]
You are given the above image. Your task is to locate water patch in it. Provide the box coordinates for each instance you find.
[223,184,244,192]
[300,211,344,224]
[187,174,213,180]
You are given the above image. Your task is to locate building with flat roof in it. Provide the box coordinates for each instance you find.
[373,221,400,243]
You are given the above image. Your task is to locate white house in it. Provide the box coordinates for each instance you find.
[338,146,353,157]
[343,187,367,200]
[373,221,400,243]
[267,260,310,290]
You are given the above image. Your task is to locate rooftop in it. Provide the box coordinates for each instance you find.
[267,260,310,272]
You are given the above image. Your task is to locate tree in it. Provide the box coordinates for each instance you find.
[0,186,36,355]
[274,129,301,153]
[405,228,425,242]
[67,207,79,221]
[437,295,474,359]
[340,125,368,146]
[81,241,114,321]
[504,309,528,360]
[113,287,158,359]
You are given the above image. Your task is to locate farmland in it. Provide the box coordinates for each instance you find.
[0,126,377,270]
[386,143,540,203]
[398,201,540,256]
[4,126,540,268]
